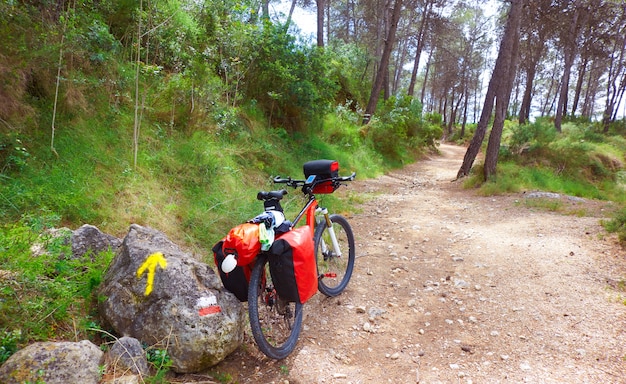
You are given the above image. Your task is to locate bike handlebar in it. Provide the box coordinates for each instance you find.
[272,172,356,190]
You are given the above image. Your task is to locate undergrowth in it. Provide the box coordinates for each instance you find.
[0,211,114,363]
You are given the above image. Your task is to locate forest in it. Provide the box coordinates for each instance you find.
[1,0,626,374]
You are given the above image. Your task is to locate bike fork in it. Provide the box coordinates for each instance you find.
[318,207,342,258]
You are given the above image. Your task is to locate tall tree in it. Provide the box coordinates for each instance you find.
[518,0,554,124]
[317,0,325,46]
[457,0,524,180]
[554,0,584,132]
[601,1,626,132]
[407,0,438,97]
[363,0,403,124]
[483,0,522,179]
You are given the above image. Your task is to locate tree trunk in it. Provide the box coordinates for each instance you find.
[571,55,588,117]
[284,0,298,31]
[555,4,581,132]
[518,66,535,125]
[602,31,626,132]
[316,0,325,47]
[484,0,523,180]
[407,0,432,96]
[420,48,432,106]
[363,0,403,124]
[457,0,524,180]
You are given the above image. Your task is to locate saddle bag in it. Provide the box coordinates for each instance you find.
[268,226,317,304]
[303,160,339,194]
[213,240,252,302]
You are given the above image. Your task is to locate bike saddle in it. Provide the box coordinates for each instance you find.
[257,189,288,201]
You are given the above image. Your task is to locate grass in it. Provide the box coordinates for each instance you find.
[0,214,114,360]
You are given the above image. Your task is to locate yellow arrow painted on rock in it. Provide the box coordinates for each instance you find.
[136,252,167,296]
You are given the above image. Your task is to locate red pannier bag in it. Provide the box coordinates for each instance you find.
[303,160,339,194]
[268,226,317,304]
[222,222,261,266]
[213,240,251,302]
[213,222,261,302]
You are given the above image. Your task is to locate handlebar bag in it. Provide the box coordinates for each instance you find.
[222,222,261,266]
[213,240,251,302]
[303,160,339,194]
[268,226,317,304]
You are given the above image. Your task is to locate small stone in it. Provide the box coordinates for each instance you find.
[500,355,510,360]
[520,362,531,370]
[468,316,478,323]
[356,306,366,314]
[449,363,460,369]
[390,352,400,360]
[474,285,482,291]
[445,319,454,325]
[363,322,372,332]
[490,331,499,336]
[419,329,425,335]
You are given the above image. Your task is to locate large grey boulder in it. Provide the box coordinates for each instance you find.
[0,340,103,384]
[98,224,245,373]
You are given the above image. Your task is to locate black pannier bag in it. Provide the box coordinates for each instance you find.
[303,159,339,194]
[213,240,251,302]
[268,227,317,304]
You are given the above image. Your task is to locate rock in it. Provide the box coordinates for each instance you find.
[98,224,245,373]
[72,224,122,258]
[0,340,103,384]
[525,191,560,199]
[367,307,386,318]
[106,337,150,376]
[101,375,141,384]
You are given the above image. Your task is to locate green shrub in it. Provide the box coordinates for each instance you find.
[0,213,114,345]
[603,206,626,246]
[0,330,22,364]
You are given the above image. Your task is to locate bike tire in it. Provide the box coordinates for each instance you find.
[248,253,303,359]
[314,214,356,297]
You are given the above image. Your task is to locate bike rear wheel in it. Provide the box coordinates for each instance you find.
[248,253,303,359]
[314,214,355,297]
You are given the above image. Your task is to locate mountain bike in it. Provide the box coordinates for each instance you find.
[247,161,356,359]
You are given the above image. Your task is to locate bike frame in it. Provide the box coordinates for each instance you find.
[291,193,343,258]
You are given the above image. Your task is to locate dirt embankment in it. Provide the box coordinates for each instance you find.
[204,144,626,384]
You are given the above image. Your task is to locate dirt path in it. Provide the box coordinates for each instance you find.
[210,144,626,384]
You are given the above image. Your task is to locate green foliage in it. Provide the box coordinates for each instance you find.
[243,23,338,131]
[366,96,441,164]
[0,132,30,174]
[0,329,22,364]
[603,206,626,246]
[481,118,626,204]
[210,371,235,383]
[145,347,173,383]
[326,42,371,108]
[503,118,557,156]
[0,213,114,350]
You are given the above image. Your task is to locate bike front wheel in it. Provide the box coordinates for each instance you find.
[314,214,355,297]
[248,253,303,359]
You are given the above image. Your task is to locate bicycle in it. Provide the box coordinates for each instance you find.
[247,160,356,359]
